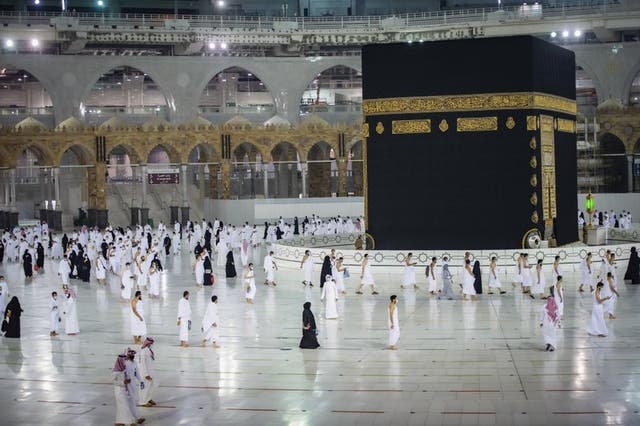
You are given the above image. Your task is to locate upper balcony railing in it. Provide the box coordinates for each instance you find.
[0,1,637,36]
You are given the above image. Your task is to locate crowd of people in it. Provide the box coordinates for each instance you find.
[0,214,637,424]
[578,209,634,229]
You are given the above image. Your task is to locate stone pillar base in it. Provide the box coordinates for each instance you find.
[50,210,62,231]
[95,209,109,229]
[140,207,150,226]
[170,205,179,225]
[130,207,140,226]
[180,206,190,228]
[7,211,19,229]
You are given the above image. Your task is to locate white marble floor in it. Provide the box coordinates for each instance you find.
[1,244,639,426]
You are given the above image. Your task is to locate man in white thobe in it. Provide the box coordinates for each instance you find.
[49,291,59,336]
[201,295,220,348]
[58,256,71,285]
[177,291,192,347]
[137,337,158,407]
[263,251,277,286]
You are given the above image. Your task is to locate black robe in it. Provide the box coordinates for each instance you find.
[263,222,269,240]
[101,242,109,259]
[36,244,45,269]
[225,251,237,278]
[299,307,320,349]
[625,248,640,284]
[293,217,299,235]
[163,236,171,255]
[0,240,4,263]
[3,297,22,338]
[78,257,91,282]
[203,256,213,286]
[204,230,212,252]
[473,261,483,294]
[194,243,203,258]
[61,234,69,253]
[22,252,33,278]
[319,256,331,288]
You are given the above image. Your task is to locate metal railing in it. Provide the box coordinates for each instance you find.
[0,2,636,35]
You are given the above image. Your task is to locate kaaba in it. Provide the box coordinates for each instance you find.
[362,36,578,250]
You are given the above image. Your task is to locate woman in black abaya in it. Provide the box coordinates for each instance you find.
[625,246,640,284]
[299,302,320,349]
[3,296,23,338]
[225,250,237,278]
[319,256,331,288]
[472,260,483,295]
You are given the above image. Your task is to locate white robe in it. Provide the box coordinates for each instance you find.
[263,255,276,282]
[64,294,80,334]
[177,298,192,342]
[130,299,147,337]
[137,347,158,405]
[49,297,59,333]
[245,270,256,300]
[586,292,608,336]
[124,360,139,419]
[402,264,416,286]
[201,302,220,344]
[302,257,314,283]
[121,271,134,300]
[149,270,160,297]
[361,262,375,287]
[321,279,339,319]
[388,304,400,346]
[58,259,71,285]
[462,268,476,296]
[113,371,136,425]
[539,306,558,348]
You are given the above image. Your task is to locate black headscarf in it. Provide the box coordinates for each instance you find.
[5,296,21,318]
[320,256,331,288]
[302,302,316,330]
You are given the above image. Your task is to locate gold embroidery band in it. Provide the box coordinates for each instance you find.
[362,92,576,116]
[391,119,431,134]
[456,117,497,132]
[556,118,576,134]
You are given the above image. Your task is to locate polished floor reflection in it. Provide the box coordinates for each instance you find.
[0,245,639,426]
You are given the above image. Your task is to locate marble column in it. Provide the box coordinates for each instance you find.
[141,164,148,207]
[337,159,347,197]
[181,164,189,206]
[263,163,269,198]
[53,167,61,209]
[9,168,16,209]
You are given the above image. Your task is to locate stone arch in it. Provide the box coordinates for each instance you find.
[81,64,173,120]
[197,65,276,113]
[623,56,640,107]
[575,64,599,118]
[14,142,54,168]
[233,142,262,163]
[146,143,180,165]
[186,142,219,164]
[0,67,53,112]
[106,142,144,164]
[574,55,605,105]
[271,141,300,163]
[300,65,362,114]
[56,143,94,166]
